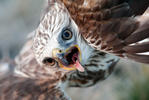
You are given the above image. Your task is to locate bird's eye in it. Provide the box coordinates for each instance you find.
[42,57,56,66]
[62,29,72,40]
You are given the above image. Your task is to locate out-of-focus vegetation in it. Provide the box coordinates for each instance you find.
[128,78,149,100]
[0,0,149,100]
[118,65,149,100]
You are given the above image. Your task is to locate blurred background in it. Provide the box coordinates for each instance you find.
[0,0,149,100]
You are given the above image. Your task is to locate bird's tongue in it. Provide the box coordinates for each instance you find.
[70,54,84,72]
[73,60,84,72]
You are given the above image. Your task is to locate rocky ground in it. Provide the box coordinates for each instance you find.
[0,0,149,100]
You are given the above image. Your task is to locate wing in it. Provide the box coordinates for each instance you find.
[0,75,69,100]
[63,0,149,64]
[63,0,149,15]
[82,8,149,64]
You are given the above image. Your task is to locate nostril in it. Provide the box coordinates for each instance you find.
[42,57,56,66]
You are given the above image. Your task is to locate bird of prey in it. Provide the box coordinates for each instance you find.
[0,0,149,100]
[15,0,121,88]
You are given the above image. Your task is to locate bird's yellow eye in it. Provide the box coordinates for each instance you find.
[42,57,56,66]
[62,29,72,40]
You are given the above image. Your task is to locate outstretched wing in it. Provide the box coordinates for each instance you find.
[63,0,149,64]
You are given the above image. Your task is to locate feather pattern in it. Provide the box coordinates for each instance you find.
[1,0,149,99]
[62,0,149,64]
[0,75,70,100]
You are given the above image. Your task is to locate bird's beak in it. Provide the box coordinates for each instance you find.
[52,45,85,72]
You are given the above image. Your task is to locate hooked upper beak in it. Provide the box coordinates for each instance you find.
[52,45,84,72]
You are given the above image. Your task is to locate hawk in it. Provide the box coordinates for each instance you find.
[0,0,149,100]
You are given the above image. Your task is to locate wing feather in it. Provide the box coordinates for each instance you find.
[86,8,149,64]
[63,0,149,64]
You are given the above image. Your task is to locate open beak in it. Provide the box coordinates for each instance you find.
[52,45,84,72]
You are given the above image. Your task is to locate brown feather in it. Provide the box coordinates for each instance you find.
[62,0,149,64]
[0,75,69,100]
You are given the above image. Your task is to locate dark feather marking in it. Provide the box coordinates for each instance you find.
[126,53,149,63]
[125,28,149,44]
[123,41,149,53]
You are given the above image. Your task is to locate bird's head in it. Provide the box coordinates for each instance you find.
[33,0,93,73]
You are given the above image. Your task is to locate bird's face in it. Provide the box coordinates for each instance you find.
[33,0,92,73]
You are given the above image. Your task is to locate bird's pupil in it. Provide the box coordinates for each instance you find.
[62,29,72,40]
[64,32,70,37]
